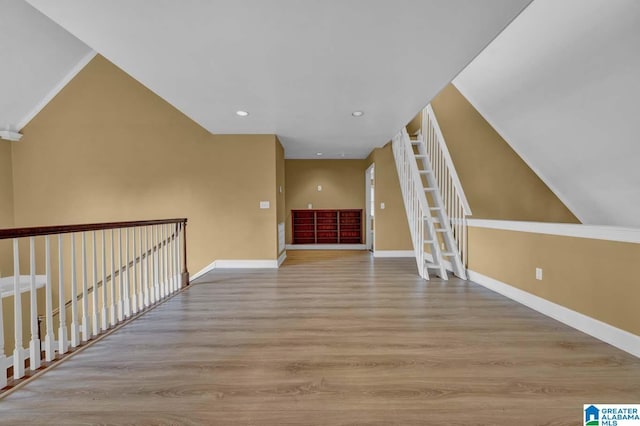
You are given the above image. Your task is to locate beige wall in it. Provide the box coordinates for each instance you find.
[12,55,279,275]
[0,142,14,277]
[276,139,285,254]
[431,84,579,223]
[368,144,412,251]
[284,159,366,244]
[468,226,640,336]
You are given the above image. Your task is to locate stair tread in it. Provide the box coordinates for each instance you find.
[430,207,442,210]
[435,229,447,232]
[414,155,427,158]
[441,251,457,256]
[419,170,433,174]
[424,188,438,191]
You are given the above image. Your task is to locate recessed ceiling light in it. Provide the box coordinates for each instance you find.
[352,111,364,117]
[236,110,249,117]
[316,152,323,156]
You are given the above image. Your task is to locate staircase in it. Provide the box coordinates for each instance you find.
[392,105,471,280]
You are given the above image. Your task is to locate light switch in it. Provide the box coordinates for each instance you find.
[260,201,270,209]
[307,203,313,209]
[279,185,283,193]
[380,202,385,209]
[317,185,322,192]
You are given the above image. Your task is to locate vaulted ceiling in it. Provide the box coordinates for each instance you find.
[19,0,531,158]
[454,0,640,226]
[0,0,92,135]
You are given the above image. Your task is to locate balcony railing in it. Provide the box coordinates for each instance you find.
[0,218,188,390]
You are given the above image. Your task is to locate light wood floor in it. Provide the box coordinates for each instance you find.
[1,250,638,425]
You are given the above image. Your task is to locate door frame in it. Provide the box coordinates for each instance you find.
[365,163,375,250]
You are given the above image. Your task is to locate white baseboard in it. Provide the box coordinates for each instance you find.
[277,251,287,266]
[286,244,366,250]
[191,258,280,282]
[373,250,414,258]
[190,260,218,282]
[468,270,640,358]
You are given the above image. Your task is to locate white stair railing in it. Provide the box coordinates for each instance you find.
[0,219,188,391]
[422,105,472,267]
[392,129,446,279]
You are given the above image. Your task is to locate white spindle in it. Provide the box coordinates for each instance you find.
[101,230,108,331]
[137,226,143,311]
[174,225,180,291]
[58,235,68,354]
[168,226,174,293]
[163,224,171,295]
[109,229,116,327]
[13,238,24,378]
[29,237,41,370]
[144,226,150,306]
[124,228,131,317]
[81,232,89,342]
[70,234,79,347]
[117,228,124,322]
[159,225,165,299]
[44,236,54,362]
[91,231,98,337]
[131,227,138,315]
[0,258,5,387]
[177,223,182,289]
[154,225,160,301]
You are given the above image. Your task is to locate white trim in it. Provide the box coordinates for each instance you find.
[190,259,217,282]
[373,250,414,258]
[0,130,22,141]
[191,256,286,282]
[286,244,367,250]
[17,50,97,130]
[467,219,640,244]
[277,251,287,267]
[451,80,585,223]
[468,270,640,358]
[214,259,278,269]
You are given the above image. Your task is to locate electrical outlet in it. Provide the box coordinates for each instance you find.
[307,203,312,209]
[535,267,543,280]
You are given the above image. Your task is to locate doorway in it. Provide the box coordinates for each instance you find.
[365,164,375,251]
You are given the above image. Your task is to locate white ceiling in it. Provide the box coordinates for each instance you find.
[0,0,92,133]
[454,0,640,227]
[25,0,530,158]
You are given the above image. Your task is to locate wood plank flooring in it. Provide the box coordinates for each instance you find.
[1,250,638,425]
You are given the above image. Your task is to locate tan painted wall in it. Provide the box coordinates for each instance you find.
[12,55,279,274]
[369,144,413,251]
[0,142,14,277]
[431,84,579,223]
[284,159,366,244]
[276,139,285,255]
[468,226,640,336]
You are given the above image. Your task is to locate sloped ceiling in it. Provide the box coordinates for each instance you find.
[25,0,531,158]
[454,0,640,227]
[0,0,92,133]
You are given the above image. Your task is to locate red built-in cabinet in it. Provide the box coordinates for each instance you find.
[292,209,362,244]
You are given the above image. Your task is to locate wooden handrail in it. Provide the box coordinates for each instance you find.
[0,218,187,240]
